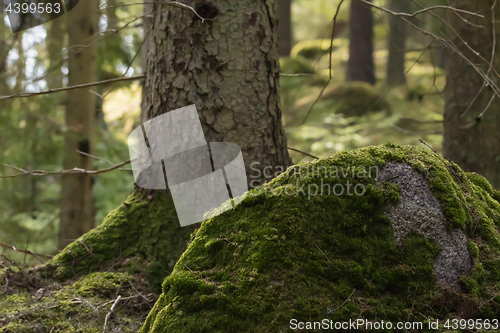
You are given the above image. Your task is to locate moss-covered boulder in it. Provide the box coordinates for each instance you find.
[324,82,392,117]
[290,39,342,60]
[279,56,316,75]
[0,191,198,331]
[48,192,199,294]
[140,144,500,332]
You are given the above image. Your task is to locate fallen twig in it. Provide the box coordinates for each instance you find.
[103,295,122,333]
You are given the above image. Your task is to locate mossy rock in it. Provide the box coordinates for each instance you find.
[279,56,316,75]
[47,191,199,294]
[140,144,500,332]
[324,82,392,117]
[290,39,342,60]
[0,191,197,331]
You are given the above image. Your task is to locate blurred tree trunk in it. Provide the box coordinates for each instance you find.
[443,0,500,189]
[144,0,292,186]
[15,33,25,91]
[346,0,375,84]
[386,0,409,85]
[59,0,98,248]
[47,18,65,88]
[0,5,8,93]
[278,0,292,57]
[141,2,152,124]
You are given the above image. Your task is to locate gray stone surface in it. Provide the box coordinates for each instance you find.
[378,162,471,291]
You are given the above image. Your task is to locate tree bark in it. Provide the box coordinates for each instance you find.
[386,0,409,86]
[443,0,500,189]
[277,0,292,57]
[144,0,292,187]
[346,0,375,84]
[59,0,98,248]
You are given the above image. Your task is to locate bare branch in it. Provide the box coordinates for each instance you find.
[76,150,131,171]
[287,147,319,160]
[0,241,54,262]
[0,75,145,101]
[280,73,315,77]
[358,0,484,19]
[102,28,152,100]
[300,0,345,125]
[0,159,133,179]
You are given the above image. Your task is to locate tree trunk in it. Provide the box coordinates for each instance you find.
[50,0,292,290]
[386,0,409,85]
[346,0,375,84]
[15,33,25,91]
[47,18,65,88]
[443,0,500,189]
[141,2,153,124]
[277,0,292,57]
[144,0,292,187]
[59,0,98,248]
[0,5,8,92]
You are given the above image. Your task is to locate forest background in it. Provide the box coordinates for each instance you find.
[0,0,488,264]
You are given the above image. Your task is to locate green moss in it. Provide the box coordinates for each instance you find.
[46,191,198,291]
[279,56,316,75]
[290,38,342,59]
[323,82,392,117]
[0,269,154,332]
[74,272,132,297]
[139,144,500,333]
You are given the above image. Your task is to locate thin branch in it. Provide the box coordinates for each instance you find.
[300,0,344,125]
[397,15,500,100]
[0,159,133,179]
[358,0,484,19]
[416,1,500,81]
[102,28,152,100]
[477,93,496,119]
[333,288,356,313]
[287,147,319,160]
[0,75,145,101]
[98,1,213,22]
[0,241,53,262]
[76,150,131,171]
[280,73,315,77]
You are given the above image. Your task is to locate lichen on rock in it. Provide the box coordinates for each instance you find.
[378,162,471,291]
[139,143,500,332]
